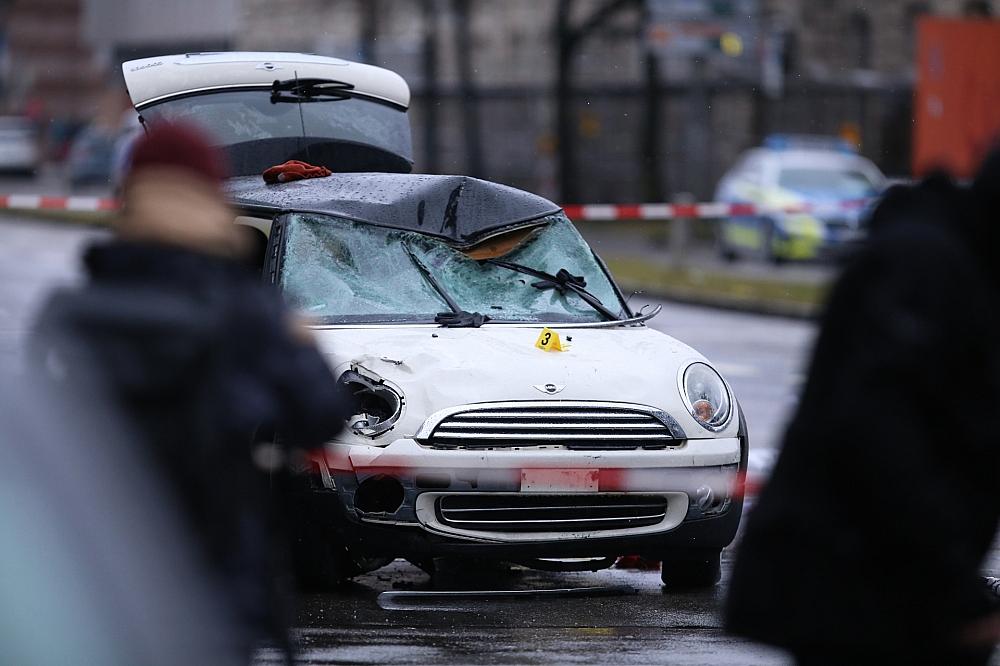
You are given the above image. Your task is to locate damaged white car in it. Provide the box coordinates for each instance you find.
[123,52,747,589]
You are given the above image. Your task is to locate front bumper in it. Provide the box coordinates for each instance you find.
[307,433,746,558]
[301,486,744,560]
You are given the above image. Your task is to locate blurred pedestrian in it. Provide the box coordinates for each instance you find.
[725,149,1000,665]
[0,377,246,666]
[32,121,351,661]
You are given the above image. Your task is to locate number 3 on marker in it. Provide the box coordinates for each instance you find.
[535,327,564,352]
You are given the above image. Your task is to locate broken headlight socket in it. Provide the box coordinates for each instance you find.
[680,362,732,432]
[338,366,405,439]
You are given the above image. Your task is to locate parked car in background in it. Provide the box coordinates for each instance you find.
[0,116,40,175]
[715,135,886,263]
[65,123,117,187]
[123,52,748,591]
[67,106,142,190]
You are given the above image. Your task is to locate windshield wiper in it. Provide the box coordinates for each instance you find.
[483,259,621,321]
[403,244,489,328]
[271,77,355,103]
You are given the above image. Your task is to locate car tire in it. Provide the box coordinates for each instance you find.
[716,224,739,263]
[406,557,437,576]
[762,219,786,266]
[291,529,362,591]
[659,549,722,590]
[718,241,739,263]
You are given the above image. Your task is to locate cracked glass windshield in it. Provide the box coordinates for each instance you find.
[279,213,624,324]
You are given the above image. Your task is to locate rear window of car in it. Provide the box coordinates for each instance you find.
[140,90,412,175]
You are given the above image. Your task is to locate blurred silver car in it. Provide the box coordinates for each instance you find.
[0,116,39,174]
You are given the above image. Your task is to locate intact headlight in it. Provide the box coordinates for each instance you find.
[681,362,732,431]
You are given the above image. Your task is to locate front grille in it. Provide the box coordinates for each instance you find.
[436,494,669,532]
[421,404,681,450]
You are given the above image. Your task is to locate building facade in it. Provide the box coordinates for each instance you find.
[4,0,996,198]
[237,0,997,199]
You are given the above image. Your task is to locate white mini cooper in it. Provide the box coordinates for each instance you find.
[123,52,747,589]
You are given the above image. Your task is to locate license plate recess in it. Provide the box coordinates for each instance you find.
[520,469,599,493]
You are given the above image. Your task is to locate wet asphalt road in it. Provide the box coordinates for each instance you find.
[1,215,996,665]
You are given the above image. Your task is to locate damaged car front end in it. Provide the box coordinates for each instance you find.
[123,51,747,590]
[234,174,748,590]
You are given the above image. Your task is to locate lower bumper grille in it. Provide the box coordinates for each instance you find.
[436,494,668,533]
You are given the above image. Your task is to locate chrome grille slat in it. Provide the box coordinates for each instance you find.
[422,403,682,450]
[449,411,650,420]
[437,421,665,430]
[432,432,673,440]
[437,494,669,532]
[443,514,666,526]
[449,504,664,513]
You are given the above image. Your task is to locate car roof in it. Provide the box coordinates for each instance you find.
[768,149,876,169]
[122,52,410,109]
[227,173,562,248]
[734,147,883,177]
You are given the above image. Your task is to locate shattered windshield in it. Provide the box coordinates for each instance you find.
[278,213,624,324]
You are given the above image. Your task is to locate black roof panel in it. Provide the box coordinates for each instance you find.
[226,173,561,246]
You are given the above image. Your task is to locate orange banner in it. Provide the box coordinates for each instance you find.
[914,18,1000,178]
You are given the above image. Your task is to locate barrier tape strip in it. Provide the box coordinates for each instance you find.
[0,194,872,220]
[561,198,872,221]
[0,194,118,212]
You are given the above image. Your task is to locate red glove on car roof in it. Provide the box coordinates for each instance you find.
[263,160,332,184]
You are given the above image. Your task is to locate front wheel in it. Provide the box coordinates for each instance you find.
[660,549,722,590]
[291,526,363,591]
[761,219,786,266]
[287,488,392,591]
[716,223,739,263]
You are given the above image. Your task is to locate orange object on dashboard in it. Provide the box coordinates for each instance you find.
[262,160,332,184]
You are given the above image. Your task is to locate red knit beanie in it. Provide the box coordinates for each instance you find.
[127,121,228,185]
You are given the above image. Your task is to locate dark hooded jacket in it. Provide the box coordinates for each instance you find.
[725,154,1000,658]
[32,240,351,651]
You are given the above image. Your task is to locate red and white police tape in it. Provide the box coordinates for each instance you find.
[0,194,118,212]
[561,199,871,221]
[0,195,873,219]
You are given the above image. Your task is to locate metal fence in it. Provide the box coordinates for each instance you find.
[408,81,913,203]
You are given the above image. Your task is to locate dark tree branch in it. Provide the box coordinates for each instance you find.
[568,0,641,48]
[421,0,440,173]
[554,0,642,202]
[359,0,378,63]
[453,0,484,177]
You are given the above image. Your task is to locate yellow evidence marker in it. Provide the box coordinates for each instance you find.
[535,327,566,352]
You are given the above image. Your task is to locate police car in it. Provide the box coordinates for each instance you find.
[715,135,886,263]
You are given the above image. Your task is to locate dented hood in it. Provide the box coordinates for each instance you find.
[313,324,736,440]
[228,173,560,247]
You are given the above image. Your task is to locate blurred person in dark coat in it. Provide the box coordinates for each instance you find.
[725,150,1000,665]
[0,377,245,666]
[31,122,351,660]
